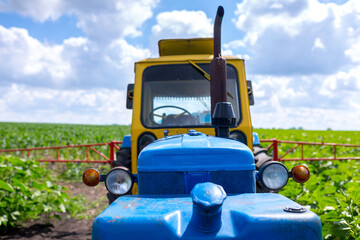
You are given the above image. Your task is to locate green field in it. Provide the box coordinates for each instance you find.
[0,122,359,239]
[256,128,360,144]
[257,128,360,239]
[0,122,131,161]
[0,122,130,149]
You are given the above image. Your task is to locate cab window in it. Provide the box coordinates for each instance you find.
[141,63,241,128]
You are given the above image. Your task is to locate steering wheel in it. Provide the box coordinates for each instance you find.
[149,105,192,125]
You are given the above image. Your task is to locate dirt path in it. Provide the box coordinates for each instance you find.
[0,182,108,240]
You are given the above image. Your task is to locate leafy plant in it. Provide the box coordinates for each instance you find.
[255,129,360,239]
[0,156,87,232]
[279,159,360,239]
[56,162,111,182]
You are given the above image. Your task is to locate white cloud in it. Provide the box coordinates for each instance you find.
[152,10,212,39]
[0,84,132,124]
[231,0,360,75]
[224,40,245,50]
[226,0,360,130]
[0,0,157,89]
[320,66,360,97]
[72,0,159,43]
[0,0,159,42]
[251,105,360,130]
[0,26,71,86]
[233,0,343,39]
[312,38,325,50]
[250,72,360,130]
[105,39,150,70]
[0,25,150,90]
[0,0,65,22]
[149,10,213,56]
[0,0,157,125]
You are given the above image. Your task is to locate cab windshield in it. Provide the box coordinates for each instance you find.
[141,63,241,128]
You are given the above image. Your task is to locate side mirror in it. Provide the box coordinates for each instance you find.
[247,80,254,106]
[126,84,134,109]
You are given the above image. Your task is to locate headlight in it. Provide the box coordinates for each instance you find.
[258,161,289,191]
[105,167,134,196]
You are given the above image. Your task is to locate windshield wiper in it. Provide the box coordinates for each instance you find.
[187,59,234,99]
[187,59,210,80]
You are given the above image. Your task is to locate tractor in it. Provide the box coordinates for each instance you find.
[83,6,322,239]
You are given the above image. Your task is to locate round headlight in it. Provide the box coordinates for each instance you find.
[259,162,289,191]
[105,167,134,196]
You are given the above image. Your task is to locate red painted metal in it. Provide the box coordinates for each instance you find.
[272,139,278,161]
[0,141,122,164]
[1,138,359,163]
[260,139,360,161]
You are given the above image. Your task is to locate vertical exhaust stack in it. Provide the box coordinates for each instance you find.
[211,6,236,138]
[210,6,226,114]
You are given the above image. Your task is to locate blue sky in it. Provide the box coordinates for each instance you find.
[0,0,359,130]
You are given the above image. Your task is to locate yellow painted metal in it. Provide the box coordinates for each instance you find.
[130,38,253,193]
[159,38,213,56]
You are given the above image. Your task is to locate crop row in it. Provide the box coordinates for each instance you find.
[0,122,130,161]
[0,122,130,149]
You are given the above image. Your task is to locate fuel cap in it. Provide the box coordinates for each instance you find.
[190,182,227,232]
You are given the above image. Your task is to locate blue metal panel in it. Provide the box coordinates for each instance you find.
[138,170,256,195]
[138,133,255,172]
[138,172,185,194]
[92,192,322,239]
[210,170,255,193]
[253,132,260,146]
[185,171,209,193]
[122,135,131,148]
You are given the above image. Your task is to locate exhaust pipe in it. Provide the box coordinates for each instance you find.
[210,6,236,138]
[213,6,224,60]
[210,6,227,115]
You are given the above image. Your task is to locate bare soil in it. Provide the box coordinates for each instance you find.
[0,182,108,240]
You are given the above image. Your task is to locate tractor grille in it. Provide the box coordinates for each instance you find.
[210,170,255,193]
[138,170,255,195]
[138,172,185,195]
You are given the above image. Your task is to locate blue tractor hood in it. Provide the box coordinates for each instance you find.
[91,132,322,239]
[138,132,255,172]
[93,190,322,239]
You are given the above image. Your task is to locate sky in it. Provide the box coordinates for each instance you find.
[0,0,359,130]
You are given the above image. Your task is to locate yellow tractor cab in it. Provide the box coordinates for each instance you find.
[124,38,254,169]
[113,37,255,194]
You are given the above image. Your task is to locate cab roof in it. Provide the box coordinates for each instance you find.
[137,38,240,63]
[159,38,213,56]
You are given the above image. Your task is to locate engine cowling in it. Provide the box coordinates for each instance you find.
[137,130,256,195]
